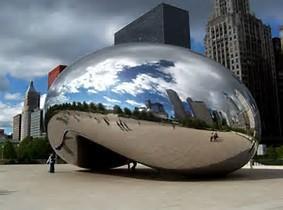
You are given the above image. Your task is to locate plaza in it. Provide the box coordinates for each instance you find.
[1,164,283,210]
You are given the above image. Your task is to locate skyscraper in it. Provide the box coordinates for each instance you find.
[281,26,283,49]
[12,114,21,141]
[115,3,191,48]
[30,109,44,138]
[205,0,281,144]
[273,27,283,141]
[20,81,40,140]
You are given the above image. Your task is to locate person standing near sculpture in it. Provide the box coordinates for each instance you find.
[47,153,56,173]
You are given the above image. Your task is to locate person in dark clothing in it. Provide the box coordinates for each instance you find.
[131,161,137,172]
[47,153,56,173]
[127,159,137,172]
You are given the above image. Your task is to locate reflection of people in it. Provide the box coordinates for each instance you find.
[210,131,219,142]
[127,159,137,172]
[250,159,254,169]
[131,161,137,172]
[47,153,56,173]
[210,132,214,142]
[214,132,218,141]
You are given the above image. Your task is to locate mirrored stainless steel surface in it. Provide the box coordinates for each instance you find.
[45,43,261,175]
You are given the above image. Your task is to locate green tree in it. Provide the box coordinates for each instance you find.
[113,105,123,114]
[17,136,33,162]
[3,141,17,159]
[17,136,53,163]
[124,108,132,116]
[97,103,106,113]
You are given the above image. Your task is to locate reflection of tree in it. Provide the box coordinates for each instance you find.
[46,102,253,135]
[180,117,209,130]
[45,102,106,126]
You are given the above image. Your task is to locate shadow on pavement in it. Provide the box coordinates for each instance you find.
[0,190,16,195]
[78,167,283,182]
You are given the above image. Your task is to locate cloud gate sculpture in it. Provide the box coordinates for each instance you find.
[45,43,261,175]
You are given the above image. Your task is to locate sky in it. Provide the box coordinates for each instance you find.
[0,0,282,134]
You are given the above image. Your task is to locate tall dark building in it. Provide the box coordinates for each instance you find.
[273,28,283,140]
[12,114,21,141]
[115,3,191,48]
[21,81,40,140]
[205,0,282,144]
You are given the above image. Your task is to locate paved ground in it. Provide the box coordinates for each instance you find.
[1,164,283,210]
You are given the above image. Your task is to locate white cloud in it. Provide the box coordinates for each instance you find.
[0,101,22,128]
[40,94,47,109]
[103,96,121,104]
[4,92,21,101]
[126,100,145,107]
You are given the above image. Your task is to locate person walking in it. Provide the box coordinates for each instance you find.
[47,153,56,173]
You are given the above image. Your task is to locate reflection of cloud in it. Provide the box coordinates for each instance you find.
[103,96,121,104]
[88,89,97,94]
[113,74,167,96]
[45,92,69,109]
[4,92,21,101]
[40,94,47,109]
[60,58,139,94]
[126,100,145,107]
[45,44,249,124]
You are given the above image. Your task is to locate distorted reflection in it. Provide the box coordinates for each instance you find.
[45,43,261,174]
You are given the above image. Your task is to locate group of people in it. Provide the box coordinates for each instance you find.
[210,131,219,142]
[116,119,131,131]
[47,153,138,173]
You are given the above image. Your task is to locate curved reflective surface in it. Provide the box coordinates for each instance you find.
[45,43,261,175]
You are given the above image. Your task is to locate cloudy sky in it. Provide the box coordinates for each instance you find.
[0,0,282,134]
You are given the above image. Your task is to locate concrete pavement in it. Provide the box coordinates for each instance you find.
[0,164,283,210]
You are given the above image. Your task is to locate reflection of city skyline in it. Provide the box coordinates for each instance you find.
[164,89,257,135]
[166,89,213,125]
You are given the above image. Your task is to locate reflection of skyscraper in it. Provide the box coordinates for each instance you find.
[234,90,256,129]
[145,100,168,119]
[223,92,247,129]
[166,89,188,120]
[187,98,213,125]
[21,81,40,140]
[114,3,191,48]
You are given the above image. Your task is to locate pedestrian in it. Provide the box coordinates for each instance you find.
[47,153,56,173]
[214,132,218,141]
[127,159,137,172]
[131,161,137,172]
[210,132,214,142]
[250,159,254,169]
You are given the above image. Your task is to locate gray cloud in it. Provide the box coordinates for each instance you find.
[0,0,282,80]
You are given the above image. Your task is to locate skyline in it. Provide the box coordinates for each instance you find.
[0,0,283,134]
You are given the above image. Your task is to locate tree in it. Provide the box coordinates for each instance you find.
[17,136,33,162]
[124,108,132,116]
[97,103,106,113]
[113,105,123,114]
[17,136,52,162]
[3,141,17,159]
